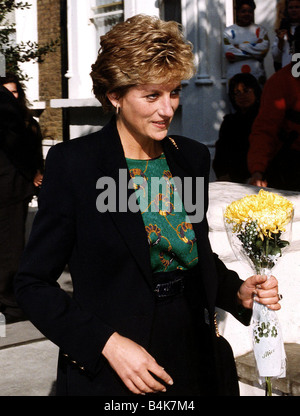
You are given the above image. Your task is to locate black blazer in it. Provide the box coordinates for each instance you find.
[14,117,250,396]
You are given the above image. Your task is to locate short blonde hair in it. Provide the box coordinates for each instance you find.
[90,14,195,111]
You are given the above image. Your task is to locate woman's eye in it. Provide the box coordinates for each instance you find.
[147,93,158,99]
[171,88,182,96]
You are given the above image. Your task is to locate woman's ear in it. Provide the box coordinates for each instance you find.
[106,92,119,109]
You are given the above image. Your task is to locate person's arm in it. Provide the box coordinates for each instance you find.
[271,30,287,63]
[239,26,270,60]
[28,119,44,188]
[214,254,281,326]
[31,118,45,174]
[223,28,250,62]
[248,171,268,187]
[14,144,116,376]
[102,333,173,395]
[237,274,281,311]
[33,170,43,187]
[247,72,286,179]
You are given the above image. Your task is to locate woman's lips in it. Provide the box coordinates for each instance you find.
[152,120,168,129]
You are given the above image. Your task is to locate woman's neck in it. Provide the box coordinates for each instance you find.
[117,124,164,160]
[123,144,163,160]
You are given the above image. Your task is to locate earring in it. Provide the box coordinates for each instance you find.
[116,104,120,115]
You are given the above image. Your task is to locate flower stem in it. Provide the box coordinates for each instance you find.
[265,377,272,396]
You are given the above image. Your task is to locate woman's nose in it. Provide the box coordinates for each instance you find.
[158,97,175,117]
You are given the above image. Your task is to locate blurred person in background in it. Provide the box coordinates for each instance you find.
[213,73,261,183]
[272,0,300,71]
[0,73,43,323]
[248,26,300,191]
[223,0,270,89]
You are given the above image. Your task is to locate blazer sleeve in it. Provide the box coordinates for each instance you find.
[14,144,116,376]
[214,253,252,325]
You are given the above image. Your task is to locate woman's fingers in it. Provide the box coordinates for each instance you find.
[127,359,173,394]
[132,373,166,395]
[102,332,173,395]
[148,362,173,388]
[255,285,281,310]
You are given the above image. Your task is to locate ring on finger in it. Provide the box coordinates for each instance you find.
[278,293,283,301]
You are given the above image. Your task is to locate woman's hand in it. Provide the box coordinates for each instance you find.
[33,170,43,187]
[249,171,267,187]
[237,274,281,310]
[102,332,173,395]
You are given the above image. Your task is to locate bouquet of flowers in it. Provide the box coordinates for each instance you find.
[224,189,294,395]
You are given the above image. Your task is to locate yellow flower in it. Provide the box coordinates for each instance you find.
[224,190,293,238]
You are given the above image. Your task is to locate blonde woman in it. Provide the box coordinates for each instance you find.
[15,15,281,396]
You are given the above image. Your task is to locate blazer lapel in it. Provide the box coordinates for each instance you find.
[95,118,153,287]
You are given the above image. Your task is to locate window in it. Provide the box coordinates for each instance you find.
[160,0,181,24]
[91,1,124,40]
[0,8,16,76]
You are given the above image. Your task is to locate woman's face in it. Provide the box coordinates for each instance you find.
[111,82,181,145]
[233,82,256,110]
[3,82,18,99]
[287,1,300,23]
[236,5,255,27]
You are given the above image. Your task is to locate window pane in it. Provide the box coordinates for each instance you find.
[160,0,181,24]
[92,1,124,41]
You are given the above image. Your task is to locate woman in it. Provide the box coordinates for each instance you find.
[0,73,43,323]
[14,15,281,396]
[213,73,261,183]
[272,0,300,71]
[223,0,270,88]
[1,74,44,188]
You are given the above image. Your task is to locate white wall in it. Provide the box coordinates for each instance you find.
[66,0,98,99]
[15,0,39,104]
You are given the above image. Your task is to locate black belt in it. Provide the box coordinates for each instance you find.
[153,267,198,299]
[154,277,185,298]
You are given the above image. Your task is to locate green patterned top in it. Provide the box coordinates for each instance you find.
[126,153,198,273]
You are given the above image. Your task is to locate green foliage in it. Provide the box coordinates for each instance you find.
[237,220,290,272]
[0,1,59,80]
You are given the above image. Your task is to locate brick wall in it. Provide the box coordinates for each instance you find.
[37,0,63,142]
